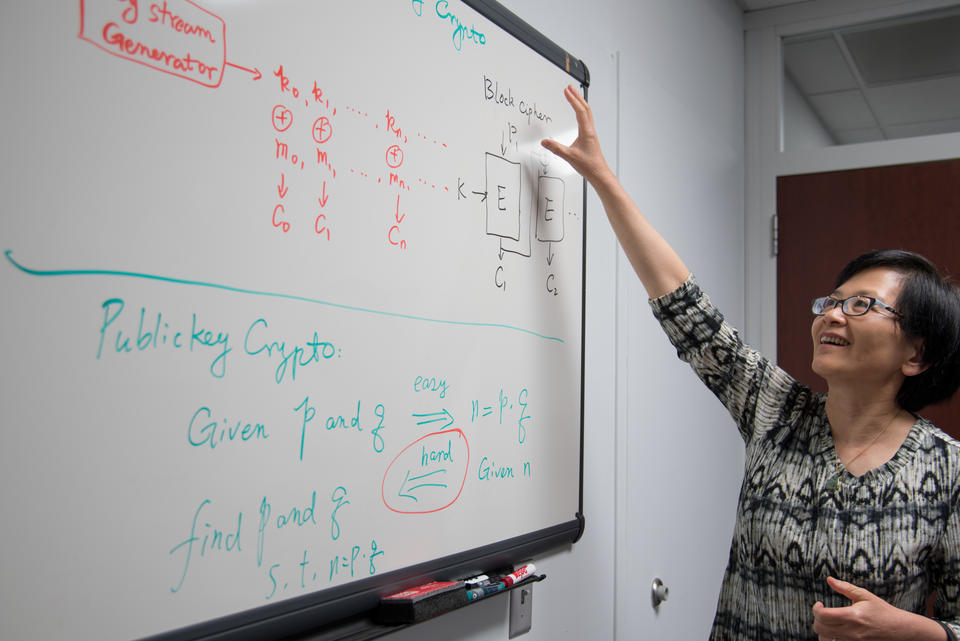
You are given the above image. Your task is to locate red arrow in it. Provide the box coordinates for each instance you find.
[225,62,262,81]
[277,173,288,199]
[318,181,329,207]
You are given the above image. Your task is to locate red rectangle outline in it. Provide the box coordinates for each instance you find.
[78,0,226,88]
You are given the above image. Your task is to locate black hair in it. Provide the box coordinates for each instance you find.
[835,249,960,412]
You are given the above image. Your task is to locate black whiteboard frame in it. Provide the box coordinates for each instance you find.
[142,2,588,639]
[463,0,590,86]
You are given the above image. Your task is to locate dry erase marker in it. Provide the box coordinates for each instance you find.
[467,582,506,601]
[500,563,536,588]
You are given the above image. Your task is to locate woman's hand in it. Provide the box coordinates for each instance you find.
[540,85,612,187]
[540,84,689,297]
[812,576,947,641]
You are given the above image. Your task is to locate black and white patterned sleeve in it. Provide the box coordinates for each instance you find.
[933,463,960,639]
[649,275,805,444]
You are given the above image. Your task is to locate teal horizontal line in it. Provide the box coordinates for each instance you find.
[4,250,563,343]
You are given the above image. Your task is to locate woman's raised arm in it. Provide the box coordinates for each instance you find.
[541,85,690,299]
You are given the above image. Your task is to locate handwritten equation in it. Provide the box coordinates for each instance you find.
[268,63,458,251]
[164,356,540,599]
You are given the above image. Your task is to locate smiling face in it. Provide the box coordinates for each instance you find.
[811,267,925,394]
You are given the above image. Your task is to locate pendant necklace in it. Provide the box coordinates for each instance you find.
[825,410,900,493]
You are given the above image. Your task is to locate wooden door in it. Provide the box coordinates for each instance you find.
[776,158,960,437]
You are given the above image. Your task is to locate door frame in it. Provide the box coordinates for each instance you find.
[744,0,960,360]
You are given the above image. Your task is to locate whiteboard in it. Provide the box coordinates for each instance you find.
[0,1,586,639]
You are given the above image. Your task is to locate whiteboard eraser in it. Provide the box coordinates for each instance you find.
[376,580,467,624]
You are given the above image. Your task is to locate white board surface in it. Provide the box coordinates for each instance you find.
[0,1,585,639]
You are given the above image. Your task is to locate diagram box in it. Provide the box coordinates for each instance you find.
[536,176,565,242]
[485,153,522,240]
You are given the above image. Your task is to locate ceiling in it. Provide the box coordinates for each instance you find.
[739,1,960,145]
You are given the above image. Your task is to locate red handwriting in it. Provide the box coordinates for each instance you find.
[314,214,330,241]
[79,0,225,87]
[264,66,453,243]
[270,65,337,240]
[274,139,304,170]
[119,0,137,23]
[147,0,218,43]
[271,105,293,132]
[384,109,408,143]
[315,181,331,241]
[272,204,290,233]
[389,195,408,250]
[312,117,333,144]
[100,22,219,81]
[317,150,335,176]
[385,145,404,169]
[318,182,330,208]
[274,64,304,99]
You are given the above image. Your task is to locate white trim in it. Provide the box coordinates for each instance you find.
[777,132,960,176]
[744,25,782,358]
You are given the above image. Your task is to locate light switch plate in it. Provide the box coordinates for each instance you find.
[509,584,533,638]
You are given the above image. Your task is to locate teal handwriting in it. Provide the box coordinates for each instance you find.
[294,397,387,461]
[188,406,269,450]
[328,540,384,581]
[330,486,349,541]
[97,298,230,378]
[414,374,448,399]
[478,456,523,481]
[244,318,339,383]
[258,489,346,569]
[169,499,242,593]
[518,388,531,444]
[434,0,485,50]
[264,539,383,600]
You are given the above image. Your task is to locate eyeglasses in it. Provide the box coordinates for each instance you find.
[811,295,900,318]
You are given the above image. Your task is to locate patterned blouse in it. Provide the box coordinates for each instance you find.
[650,276,960,641]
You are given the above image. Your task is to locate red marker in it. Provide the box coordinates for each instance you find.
[500,563,536,588]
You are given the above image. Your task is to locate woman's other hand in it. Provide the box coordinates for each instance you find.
[812,576,947,641]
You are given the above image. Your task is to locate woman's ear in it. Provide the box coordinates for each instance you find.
[902,337,929,377]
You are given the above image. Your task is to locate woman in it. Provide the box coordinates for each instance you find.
[542,85,960,640]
